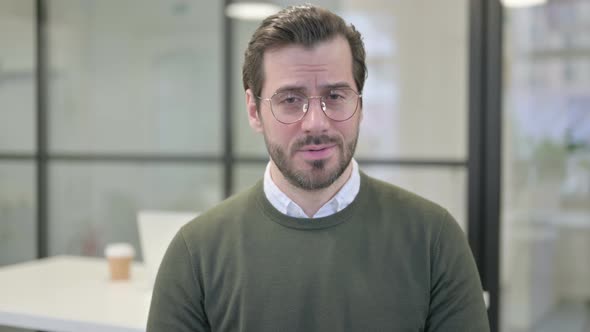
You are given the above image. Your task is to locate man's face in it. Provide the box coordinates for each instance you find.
[246,36,362,191]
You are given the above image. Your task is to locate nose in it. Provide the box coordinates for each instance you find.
[301,97,329,133]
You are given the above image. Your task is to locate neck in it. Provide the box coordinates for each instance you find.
[269,160,354,217]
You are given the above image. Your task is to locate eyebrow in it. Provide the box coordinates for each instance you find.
[274,82,353,94]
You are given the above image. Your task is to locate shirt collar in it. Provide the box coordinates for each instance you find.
[263,159,360,218]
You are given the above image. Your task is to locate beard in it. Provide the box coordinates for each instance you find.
[264,131,358,191]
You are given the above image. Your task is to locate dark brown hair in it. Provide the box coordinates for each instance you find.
[242,5,367,107]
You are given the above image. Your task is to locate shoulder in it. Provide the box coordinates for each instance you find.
[362,172,451,221]
[360,172,460,240]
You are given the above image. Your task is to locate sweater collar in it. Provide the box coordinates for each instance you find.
[263,159,360,218]
[256,170,370,230]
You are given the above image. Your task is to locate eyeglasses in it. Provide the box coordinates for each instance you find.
[257,88,362,124]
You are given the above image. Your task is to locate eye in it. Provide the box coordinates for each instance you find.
[276,92,304,105]
[326,90,347,101]
[283,97,299,104]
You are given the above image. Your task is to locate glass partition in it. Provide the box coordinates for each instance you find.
[0,162,36,266]
[500,1,590,330]
[47,0,224,154]
[49,162,221,259]
[0,0,35,152]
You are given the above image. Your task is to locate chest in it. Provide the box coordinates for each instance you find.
[201,229,431,332]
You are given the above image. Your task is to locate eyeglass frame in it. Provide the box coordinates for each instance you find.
[256,88,362,124]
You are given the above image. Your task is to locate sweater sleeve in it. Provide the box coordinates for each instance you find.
[425,211,490,332]
[146,229,210,332]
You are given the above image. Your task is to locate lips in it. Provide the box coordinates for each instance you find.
[301,145,334,152]
[298,145,336,160]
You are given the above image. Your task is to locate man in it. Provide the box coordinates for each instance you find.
[147,5,489,332]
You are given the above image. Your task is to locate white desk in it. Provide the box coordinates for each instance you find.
[0,256,151,332]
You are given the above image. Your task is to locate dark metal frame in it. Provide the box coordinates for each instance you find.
[223,0,234,198]
[0,0,503,330]
[0,154,35,160]
[468,0,502,330]
[37,154,223,163]
[35,0,48,259]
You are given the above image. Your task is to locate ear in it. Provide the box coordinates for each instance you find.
[246,89,263,133]
[359,105,363,122]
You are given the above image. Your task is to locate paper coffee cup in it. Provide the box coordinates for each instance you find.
[104,243,135,281]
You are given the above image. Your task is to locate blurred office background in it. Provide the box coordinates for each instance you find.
[0,0,588,331]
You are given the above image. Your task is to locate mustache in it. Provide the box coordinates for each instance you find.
[292,135,341,151]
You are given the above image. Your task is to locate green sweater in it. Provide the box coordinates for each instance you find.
[147,172,490,332]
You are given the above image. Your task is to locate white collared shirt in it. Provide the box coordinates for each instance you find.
[263,159,360,218]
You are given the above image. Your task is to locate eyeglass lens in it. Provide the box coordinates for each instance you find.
[269,89,359,123]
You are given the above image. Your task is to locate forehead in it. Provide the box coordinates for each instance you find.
[261,36,355,94]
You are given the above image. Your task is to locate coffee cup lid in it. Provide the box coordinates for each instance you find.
[104,243,135,258]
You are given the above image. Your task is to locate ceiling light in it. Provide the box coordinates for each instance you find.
[225,3,282,21]
[501,0,547,8]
